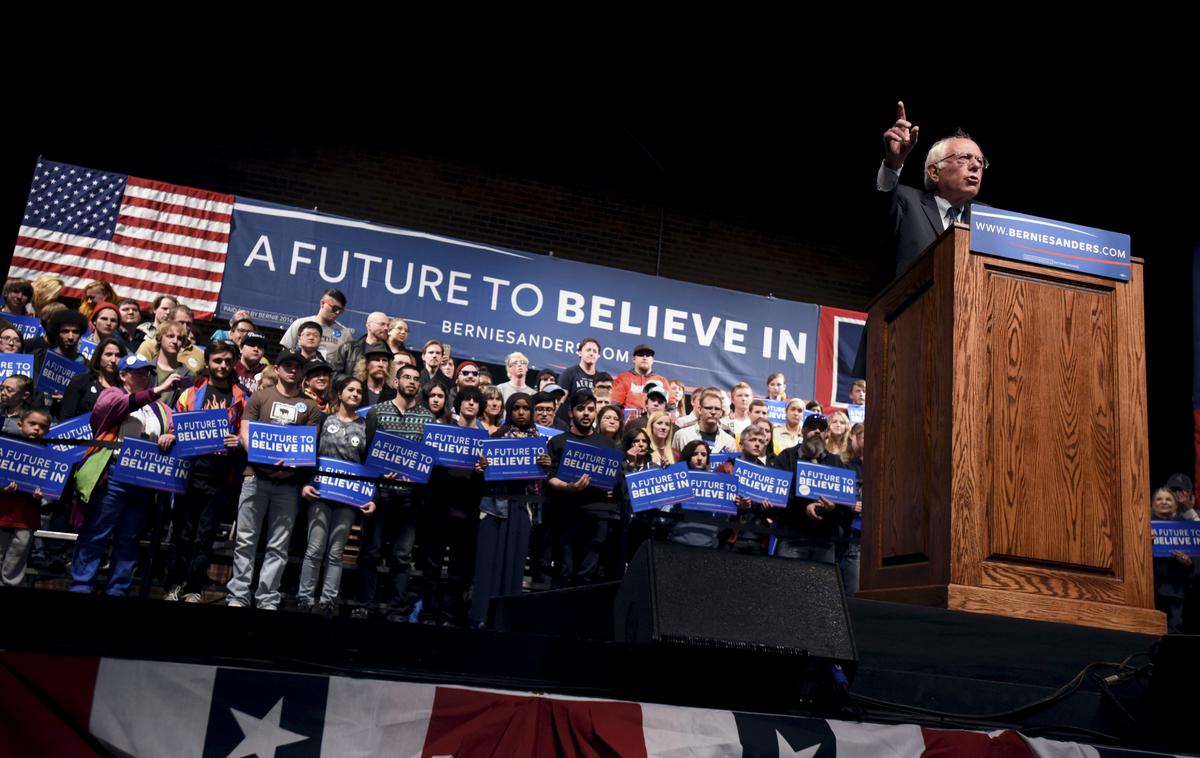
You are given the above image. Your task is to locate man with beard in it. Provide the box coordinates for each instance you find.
[332,310,390,384]
[546,391,620,586]
[34,310,89,411]
[772,414,847,563]
[357,363,435,621]
[358,343,396,406]
[165,341,249,602]
[611,344,669,414]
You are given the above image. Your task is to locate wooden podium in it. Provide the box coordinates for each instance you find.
[859,224,1165,635]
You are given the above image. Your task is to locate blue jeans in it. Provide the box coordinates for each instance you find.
[226,475,300,609]
[297,500,357,606]
[70,478,152,595]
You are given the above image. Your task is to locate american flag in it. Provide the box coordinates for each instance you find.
[10,158,233,319]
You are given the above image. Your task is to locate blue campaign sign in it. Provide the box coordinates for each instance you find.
[110,436,192,494]
[480,436,548,481]
[218,198,820,395]
[766,399,788,424]
[1151,520,1200,558]
[79,339,96,361]
[5,314,44,341]
[364,430,434,484]
[709,452,739,472]
[36,350,86,394]
[0,353,34,381]
[556,439,624,491]
[356,403,374,419]
[734,458,792,508]
[172,409,232,458]
[246,422,318,467]
[0,435,75,499]
[48,413,93,465]
[626,462,693,513]
[684,470,738,514]
[794,461,858,505]
[536,423,564,438]
[971,207,1132,282]
[422,422,487,469]
[313,456,376,508]
[846,404,865,425]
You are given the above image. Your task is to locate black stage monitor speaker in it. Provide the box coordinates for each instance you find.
[615,541,857,670]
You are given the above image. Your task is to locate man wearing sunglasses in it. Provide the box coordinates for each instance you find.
[279,288,352,359]
[875,100,988,273]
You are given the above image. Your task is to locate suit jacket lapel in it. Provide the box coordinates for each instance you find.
[920,192,943,237]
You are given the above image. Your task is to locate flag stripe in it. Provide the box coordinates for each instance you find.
[89,658,217,758]
[113,220,230,252]
[125,176,234,209]
[14,238,224,285]
[109,232,227,266]
[16,232,225,279]
[118,200,232,234]
[9,256,219,299]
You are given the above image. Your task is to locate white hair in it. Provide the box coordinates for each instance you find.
[505,351,528,366]
[923,129,975,191]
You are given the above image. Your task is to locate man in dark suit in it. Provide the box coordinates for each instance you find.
[875,101,987,272]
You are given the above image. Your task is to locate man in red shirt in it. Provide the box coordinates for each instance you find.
[610,344,669,413]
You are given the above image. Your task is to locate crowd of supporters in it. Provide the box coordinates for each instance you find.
[0,276,1195,633]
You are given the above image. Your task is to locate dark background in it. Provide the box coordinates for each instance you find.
[3,82,1193,487]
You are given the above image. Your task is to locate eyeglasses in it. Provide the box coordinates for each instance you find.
[0,335,21,344]
[936,152,989,170]
[321,300,344,314]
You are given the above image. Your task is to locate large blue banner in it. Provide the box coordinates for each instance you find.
[626,462,692,512]
[0,353,34,381]
[36,351,86,395]
[684,470,738,514]
[110,437,192,494]
[794,461,858,505]
[971,207,1132,281]
[1151,520,1200,558]
[734,459,792,508]
[313,457,376,508]
[364,431,434,484]
[172,409,232,458]
[47,413,92,465]
[0,435,75,499]
[246,422,318,467]
[480,436,548,481]
[218,199,820,393]
[555,439,624,491]
[422,423,487,469]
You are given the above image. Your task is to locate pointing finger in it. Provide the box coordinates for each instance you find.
[897,100,907,123]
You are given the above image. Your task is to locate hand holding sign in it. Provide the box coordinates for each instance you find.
[883,100,919,170]
[806,496,836,521]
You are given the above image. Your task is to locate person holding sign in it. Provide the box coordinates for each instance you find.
[0,376,33,434]
[356,363,436,622]
[470,392,553,628]
[226,349,322,610]
[664,440,733,549]
[1152,488,1197,633]
[0,409,50,586]
[163,341,249,604]
[546,391,622,587]
[419,385,488,626]
[69,355,179,596]
[33,309,89,411]
[60,338,126,420]
[297,377,376,617]
[770,416,849,564]
[877,100,986,273]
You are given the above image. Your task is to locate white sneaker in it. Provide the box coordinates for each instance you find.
[163,584,183,602]
[182,593,203,603]
[227,598,248,608]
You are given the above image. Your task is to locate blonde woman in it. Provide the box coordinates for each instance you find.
[773,398,806,455]
[825,410,852,458]
[646,411,678,467]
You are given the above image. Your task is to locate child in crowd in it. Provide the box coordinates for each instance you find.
[0,409,51,586]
